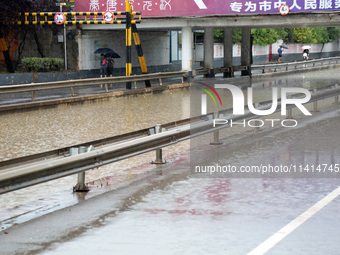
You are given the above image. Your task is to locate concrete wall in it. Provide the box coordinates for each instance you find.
[14,27,78,70]
[3,30,340,85]
[195,39,340,64]
[0,62,191,85]
[78,30,170,70]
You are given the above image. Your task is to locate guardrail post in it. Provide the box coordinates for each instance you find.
[287,96,293,119]
[313,89,318,112]
[253,103,261,133]
[32,91,36,101]
[335,84,339,105]
[254,119,261,134]
[73,146,90,192]
[287,108,293,119]
[210,112,222,145]
[223,67,234,77]
[152,124,166,164]
[184,71,192,83]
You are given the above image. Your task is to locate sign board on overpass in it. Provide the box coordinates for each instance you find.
[75,0,340,17]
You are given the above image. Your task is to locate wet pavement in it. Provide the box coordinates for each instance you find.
[36,101,340,255]
[1,109,339,255]
[0,68,340,254]
[40,178,340,255]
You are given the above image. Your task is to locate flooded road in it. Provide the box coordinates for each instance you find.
[39,110,340,255]
[0,67,340,254]
[0,88,191,210]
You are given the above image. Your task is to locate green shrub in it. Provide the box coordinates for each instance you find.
[22,57,64,72]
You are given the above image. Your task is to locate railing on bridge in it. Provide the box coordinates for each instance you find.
[0,58,339,106]
[0,71,188,103]
[252,56,340,74]
[192,57,340,77]
[0,84,339,194]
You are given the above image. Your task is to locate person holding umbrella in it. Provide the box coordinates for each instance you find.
[106,56,115,77]
[100,54,107,78]
[94,48,121,77]
[278,45,283,62]
[302,45,311,60]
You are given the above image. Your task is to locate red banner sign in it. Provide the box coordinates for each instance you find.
[75,0,340,17]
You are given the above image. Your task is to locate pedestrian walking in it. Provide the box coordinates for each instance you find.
[303,48,310,60]
[100,54,107,78]
[106,56,115,77]
[278,46,283,62]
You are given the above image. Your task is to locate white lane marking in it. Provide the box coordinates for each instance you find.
[194,0,207,9]
[247,186,340,255]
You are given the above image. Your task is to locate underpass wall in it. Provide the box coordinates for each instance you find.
[78,30,170,70]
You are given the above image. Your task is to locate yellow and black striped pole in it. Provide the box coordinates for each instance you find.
[125,0,132,89]
[132,22,151,87]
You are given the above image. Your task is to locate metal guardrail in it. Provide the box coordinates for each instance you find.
[0,84,339,194]
[0,58,338,104]
[252,56,340,74]
[0,71,188,102]
[0,118,193,169]
[192,57,340,77]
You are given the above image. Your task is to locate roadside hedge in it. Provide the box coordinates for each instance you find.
[22,57,64,72]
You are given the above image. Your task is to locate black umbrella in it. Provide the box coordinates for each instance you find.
[279,44,288,49]
[104,52,121,58]
[94,48,115,54]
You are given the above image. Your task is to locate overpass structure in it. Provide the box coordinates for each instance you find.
[74,0,340,77]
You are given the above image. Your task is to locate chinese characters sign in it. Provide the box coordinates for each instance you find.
[76,0,340,17]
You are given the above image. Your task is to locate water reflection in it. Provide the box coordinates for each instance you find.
[41,176,340,255]
[0,67,339,226]
[0,89,190,161]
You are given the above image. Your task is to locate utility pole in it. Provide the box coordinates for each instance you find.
[58,2,67,70]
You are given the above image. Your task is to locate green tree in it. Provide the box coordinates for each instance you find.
[251,29,287,46]
[0,0,67,72]
[211,27,340,46]
[311,27,330,43]
[326,27,340,41]
[292,28,315,43]
[212,29,243,44]
[214,30,224,43]
[281,28,294,44]
[232,30,242,44]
